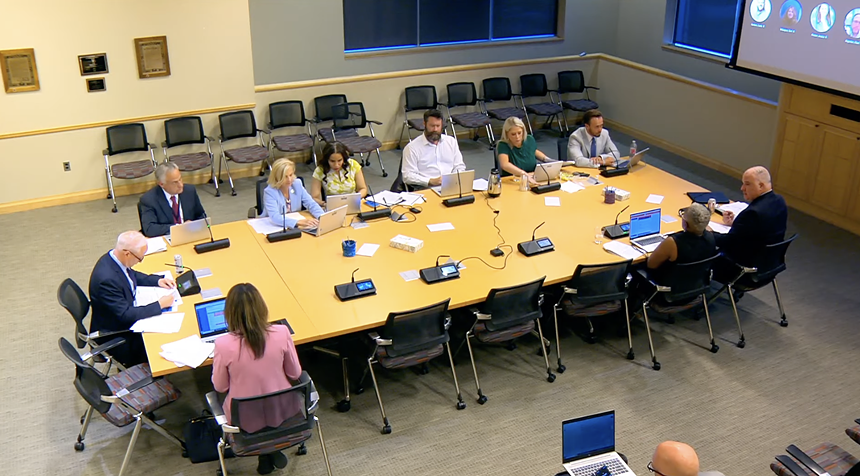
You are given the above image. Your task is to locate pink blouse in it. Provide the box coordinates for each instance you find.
[211,325,303,432]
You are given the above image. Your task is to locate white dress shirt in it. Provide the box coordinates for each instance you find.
[567,127,620,168]
[401,133,466,187]
[162,187,184,223]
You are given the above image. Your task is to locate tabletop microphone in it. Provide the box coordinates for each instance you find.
[518,221,555,256]
[603,205,631,239]
[334,267,377,301]
[159,263,201,296]
[419,254,461,283]
[267,205,302,242]
[443,169,475,207]
[359,182,392,221]
[531,161,561,194]
[194,213,230,254]
[600,147,629,177]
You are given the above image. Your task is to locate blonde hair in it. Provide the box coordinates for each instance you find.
[500,117,526,146]
[268,158,296,188]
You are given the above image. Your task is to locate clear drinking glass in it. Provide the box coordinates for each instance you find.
[594,226,603,245]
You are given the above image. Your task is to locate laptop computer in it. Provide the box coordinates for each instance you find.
[194,297,229,344]
[166,217,211,246]
[616,148,650,169]
[303,205,348,237]
[562,411,635,476]
[629,208,666,252]
[326,193,361,215]
[533,161,563,182]
[431,170,475,198]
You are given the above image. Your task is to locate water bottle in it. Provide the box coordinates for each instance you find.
[174,254,183,275]
[629,140,637,157]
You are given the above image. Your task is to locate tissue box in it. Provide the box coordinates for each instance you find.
[601,188,631,201]
[390,234,424,253]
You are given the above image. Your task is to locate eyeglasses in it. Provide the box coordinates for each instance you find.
[648,462,670,476]
[124,249,144,263]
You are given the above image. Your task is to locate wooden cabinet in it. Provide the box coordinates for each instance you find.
[809,126,860,215]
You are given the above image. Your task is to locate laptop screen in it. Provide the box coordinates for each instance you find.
[195,298,228,338]
[629,208,661,240]
[562,411,616,463]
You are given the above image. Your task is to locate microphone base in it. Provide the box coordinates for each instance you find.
[600,168,630,178]
[530,183,561,194]
[442,195,475,207]
[419,265,461,284]
[603,223,630,240]
[334,279,377,301]
[266,229,302,242]
[176,269,201,297]
[358,209,392,221]
[517,237,555,257]
[194,238,231,254]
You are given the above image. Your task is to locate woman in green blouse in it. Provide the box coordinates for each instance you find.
[310,142,368,207]
[497,117,553,186]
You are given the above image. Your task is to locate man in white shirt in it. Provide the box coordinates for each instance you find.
[401,109,466,189]
[567,109,620,168]
[138,162,206,237]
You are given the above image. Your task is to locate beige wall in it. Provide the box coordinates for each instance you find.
[0,0,255,205]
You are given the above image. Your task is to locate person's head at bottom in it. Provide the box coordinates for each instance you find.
[682,203,710,236]
[225,282,270,358]
[650,441,700,476]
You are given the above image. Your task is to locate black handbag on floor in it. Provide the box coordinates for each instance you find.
[183,411,232,463]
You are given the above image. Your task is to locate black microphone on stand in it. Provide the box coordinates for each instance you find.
[518,221,555,256]
[419,254,461,283]
[531,161,561,194]
[194,213,231,254]
[334,267,378,300]
[600,146,629,177]
[443,169,475,207]
[359,182,392,221]
[160,263,201,296]
[267,205,302,242]
[603,205,631,239]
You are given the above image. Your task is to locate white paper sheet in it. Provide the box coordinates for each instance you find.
[603,241,644,260]
[646,194,664,204]
[398,192,426,206]
[144,237,168,255]
[399,270,420,282]
[717,202,748,216]
[560,182,584,193]
[709,222,731,234]
[135,285,182,312]
[351,221,370,229]
[356,243,380,257]
[661,215,678,223]
[545,197,561,207]
[131,313,184,334]
[369,190,405,206]
[472,178,489,191]
[159,335,215,369]
[427,222,455,232]
[247,217,283,235]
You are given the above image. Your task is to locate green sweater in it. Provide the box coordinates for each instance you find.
[498,135,537,175]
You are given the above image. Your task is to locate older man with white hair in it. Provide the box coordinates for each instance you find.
[88,231,176,366]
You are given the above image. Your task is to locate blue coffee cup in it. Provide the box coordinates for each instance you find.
[342,239,356,257]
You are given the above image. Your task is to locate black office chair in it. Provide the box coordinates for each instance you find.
[57,278,127,374]
[712,234,798,346]
[557,70,600,126]
[205,371,332,476]
[442,82,494,148]
[635,254,722,370]
[464,277,553,404]
[481,77,528,132]
[330,101,387,177]
[59,338,183,476]
[312,94,349,145]
[103,123,158,213]
[553,260,633,370]
[268,100,317,167]
[389,155,412,193]
[247,177,269,218]
[364,299,466,434]
[162,116,219,195]
[399,85,438,149]
[519,73,565,136]
[217,110,271,196]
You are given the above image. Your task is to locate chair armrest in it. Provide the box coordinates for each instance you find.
[367,120,383,125]
[511,93,522,97]
[538,293,545,306]
[102,148,110,156]
[368,332,392,346]
[562,286,578,295]
[258,128,271,134]
[204,135,217,142]
[247,207,257,219]
[147,143,158,150]
[635,268,669,292]
[81,337,126,361]
[205,391,229,426]
[786,445,829,476]
[855,418,860,425]
[87,329,131,340]
[775,455,813,476]
[479,97,493,103]
[584,86,600,90]
[102,375,155,404]
[161,140,169,148]
[471,308,491,320]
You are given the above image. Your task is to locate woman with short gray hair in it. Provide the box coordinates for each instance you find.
[646,203,716,282]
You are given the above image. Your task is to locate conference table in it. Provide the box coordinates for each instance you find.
[139,163,711,377]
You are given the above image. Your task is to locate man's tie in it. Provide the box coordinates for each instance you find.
[590,137,597,158]
[171,196,181,224]
[126,267,137,293]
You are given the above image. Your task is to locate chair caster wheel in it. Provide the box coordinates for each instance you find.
[259,170,265,176]
[586,335,597,344]
[80,416,85,424]
[296,444,307,455]
[477,395,488,405]
[557,364,566,373]
[652,361,661,371]
[355,386,364,395]
[74,441,85,451]
[336,400,350,412]
[182,449,188,458]
[710,344,719,353]
[456,401,467,410]
[535,346,549,356]
[505,342,517,351]
[382,172,389,178]
[382,425,392,434]
[737,339,746,349]
[111,207,118,213]
[231,191,237,197]
[419,363,430,375]
[217,468,224,476]
[215,192,221,198]
[779,319,788,327]
[626,351,635,360]
[547,373,556,383]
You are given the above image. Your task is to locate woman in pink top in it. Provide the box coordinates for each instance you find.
[212,283,303,475]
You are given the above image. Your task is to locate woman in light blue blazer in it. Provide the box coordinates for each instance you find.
[263,158,324,229]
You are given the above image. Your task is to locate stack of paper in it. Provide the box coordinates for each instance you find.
[160,335,216,369]
[709,222,731,234]
[130,313,184,334]
[398,192,426,206]
[144,237,168,255]
[369,190,406,206]
[716,202,748,216]
[247,215,304,234]
[603,241,644,260]
[560,182,584,193]
[472,178,489,191]
[135,285,182,312]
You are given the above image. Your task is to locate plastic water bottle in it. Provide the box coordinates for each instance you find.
[629,140,637,157]
[174,254,183,275]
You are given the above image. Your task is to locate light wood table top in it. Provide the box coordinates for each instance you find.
[138,221,314,377]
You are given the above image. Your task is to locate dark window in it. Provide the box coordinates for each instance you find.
[343,0,558,52]
[673,0,741,58]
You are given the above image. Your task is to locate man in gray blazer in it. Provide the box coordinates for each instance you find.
[567,109,620,168]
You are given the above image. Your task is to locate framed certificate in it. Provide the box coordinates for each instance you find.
[78,53,109,76]
[134,36,171,79]
[1,48,40,93]
[86,77,107,93]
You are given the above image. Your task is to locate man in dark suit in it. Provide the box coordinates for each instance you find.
[89,231,176,367]
[139,161,206,237]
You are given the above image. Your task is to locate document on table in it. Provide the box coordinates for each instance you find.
[603,241,644,260]
[646,194,664,204]
[560,181,584,193]
[717,202,748,216]
[473,178,489,191]
[194,268,213,279]
[160,335,215,369]
[130,313,184,334]
[201,288,223,300]
[144,237,168,255]
[399,270,420,282]
[369,190,405,206]
[661,215,678,224]
[248,217,281,235]
[709,222,731,234]
[135,285,182,312]
[427,222,455,232]
[399,192,426,206]
[356,243,380,257]
[545,196,561,207]
[351,221,370,230]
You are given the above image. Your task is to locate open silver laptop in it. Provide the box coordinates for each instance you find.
[431,170,475,198]
[562,411,635,476]
[195,298,229,344]
[629,208,666,253]
[303,205,348,237]
[616,148,650,169]
[534,161,563,182]
[326,193,362,215]
[166,217,211,246]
